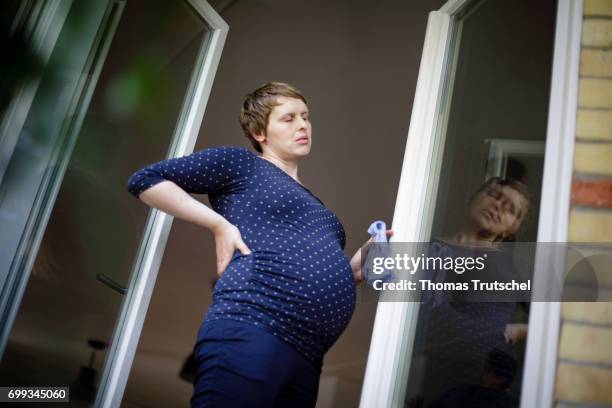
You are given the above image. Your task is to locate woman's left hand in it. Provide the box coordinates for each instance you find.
[504,323,528,344]
[350,229,394,284]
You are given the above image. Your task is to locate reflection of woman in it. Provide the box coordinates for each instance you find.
[128,83,370,407]
[446,177,530,244]
[410,177,530,408]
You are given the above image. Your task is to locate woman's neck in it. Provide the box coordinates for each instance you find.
[260,151,300,182]
[448,223,497,247]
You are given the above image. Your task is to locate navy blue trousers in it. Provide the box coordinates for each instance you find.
[191,319,321,408]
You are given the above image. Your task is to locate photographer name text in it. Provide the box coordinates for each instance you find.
[372,279,531,292]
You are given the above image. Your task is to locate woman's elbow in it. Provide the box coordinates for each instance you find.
[127,171,152,199]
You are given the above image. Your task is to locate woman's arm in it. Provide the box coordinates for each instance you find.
[138,181,251,276]
[128,147,253,275]
[138,180,225,231]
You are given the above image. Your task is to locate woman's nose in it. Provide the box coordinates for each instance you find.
[297,117,308,129]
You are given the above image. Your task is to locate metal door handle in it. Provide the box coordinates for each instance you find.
[96,273,126,295]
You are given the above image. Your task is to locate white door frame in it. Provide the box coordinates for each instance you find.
[0,0,74,185]
[0,0,118,358]
[484,138,546,180]
[94,1,228,406]
[520,0,582,406]
[359,0,582,407]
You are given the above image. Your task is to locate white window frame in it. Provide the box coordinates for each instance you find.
[94,1,228,406]
[484,138,546,180]
[0,0,121,357]
[358,0,582,407]
[0,0,74,185]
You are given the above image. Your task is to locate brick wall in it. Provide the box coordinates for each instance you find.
[555,0,612,406]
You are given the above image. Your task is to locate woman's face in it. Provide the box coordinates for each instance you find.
[468,184,527,238]
[255,96,311,160]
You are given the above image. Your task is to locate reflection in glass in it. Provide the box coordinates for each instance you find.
[408,178,531,408]
[0,0,211,404]
[403,0,556,406]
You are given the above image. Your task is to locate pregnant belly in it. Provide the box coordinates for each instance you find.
[209,249,356,361]
[239,249,355,337]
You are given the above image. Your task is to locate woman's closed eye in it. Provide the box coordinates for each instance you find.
[503,203,517,215]
[487,189,498,199]
[284,115,309,123]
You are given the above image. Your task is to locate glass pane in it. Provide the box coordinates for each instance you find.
[0,0,211,404]
[403,0,556,406]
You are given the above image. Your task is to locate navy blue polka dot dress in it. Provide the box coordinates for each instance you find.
[128,146,356,366]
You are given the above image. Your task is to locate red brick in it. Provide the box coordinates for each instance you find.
[572,178,612,208]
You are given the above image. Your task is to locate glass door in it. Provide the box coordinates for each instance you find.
[359,0,574,406]
[402,0,555,405]
[0,1,227,406]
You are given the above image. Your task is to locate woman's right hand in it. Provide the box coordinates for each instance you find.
[212,220,251,276]
[350,229,394,284]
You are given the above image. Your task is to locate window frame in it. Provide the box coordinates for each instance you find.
[93,1,228,406]
[358,1,582,407]
[0,0,116,359]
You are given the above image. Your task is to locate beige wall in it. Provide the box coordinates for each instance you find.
[555,0,612,406]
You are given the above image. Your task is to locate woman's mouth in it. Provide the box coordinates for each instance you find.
[296,136,309,144]
[481,209,498,222]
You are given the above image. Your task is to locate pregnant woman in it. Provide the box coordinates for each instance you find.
[128,82,372,407]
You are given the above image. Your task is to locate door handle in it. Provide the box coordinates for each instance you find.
[96,273,127,295]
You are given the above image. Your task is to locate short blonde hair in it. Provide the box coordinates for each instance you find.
[239,82,307,153]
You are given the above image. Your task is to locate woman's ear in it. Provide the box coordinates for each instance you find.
[252,132,266,144]
[508,214,525,236]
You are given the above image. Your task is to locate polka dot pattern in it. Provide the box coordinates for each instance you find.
[128,146,356,366]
